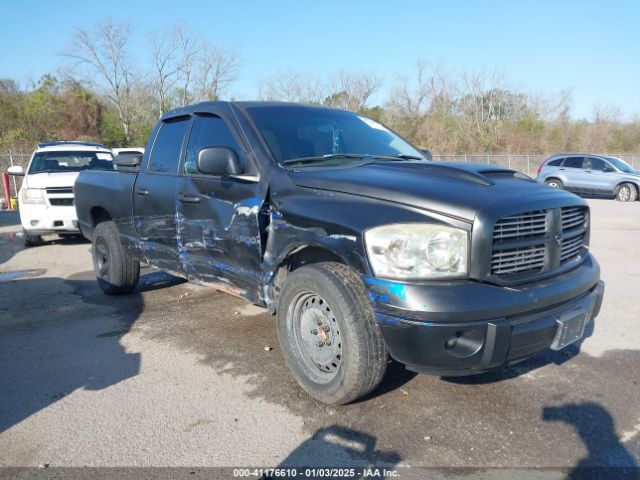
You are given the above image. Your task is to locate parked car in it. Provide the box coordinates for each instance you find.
[537,153,639,201]
[74,102,604,404]
[112,147,145,156]
[8,141,114,246]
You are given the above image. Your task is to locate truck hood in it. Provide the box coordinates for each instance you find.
[289,161,581,221]
[24,171,80,189]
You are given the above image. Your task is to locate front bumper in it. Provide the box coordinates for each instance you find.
[365,253,604,375]
[20,203,79,234]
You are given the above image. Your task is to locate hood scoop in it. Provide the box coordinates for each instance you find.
[414,163,493,185]
[479,169,533,181]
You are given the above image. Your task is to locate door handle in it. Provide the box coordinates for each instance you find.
[559,168,565,170]
[136,188,150,196]
[584,170,592,174]
[179,194,201,204]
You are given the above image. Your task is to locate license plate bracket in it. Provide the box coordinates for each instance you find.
[550,296,596,351]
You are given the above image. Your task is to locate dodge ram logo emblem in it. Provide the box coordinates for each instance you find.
[555,234,563,246]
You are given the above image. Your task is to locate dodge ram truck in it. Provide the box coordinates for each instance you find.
[74,101,605,404]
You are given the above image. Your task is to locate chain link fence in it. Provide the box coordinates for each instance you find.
[1,149,639,208]
[1,150,31,201]
[432,154,639,177]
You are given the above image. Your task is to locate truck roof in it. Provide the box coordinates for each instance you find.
[161,100,342,121]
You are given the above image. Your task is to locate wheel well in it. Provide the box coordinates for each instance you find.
[271,246,347,309]
[90,207,112,228]
[616,182,639,195]
[545,177,562,184]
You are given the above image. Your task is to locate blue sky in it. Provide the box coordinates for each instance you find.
[1,0,638,119]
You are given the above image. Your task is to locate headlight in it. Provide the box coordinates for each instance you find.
[365,224,469,279]
[21,188,45,204]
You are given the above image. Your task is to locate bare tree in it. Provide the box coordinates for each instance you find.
[259,69,381,112]
[192,42,239,102]
[259,69,328,104]
[384,62,454,143]
[62,20,136,142]
[324,71,382,112]
[148,29,181,116]
[148,25,239,110]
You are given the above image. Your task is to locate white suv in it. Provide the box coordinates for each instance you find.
[8,141,114,246]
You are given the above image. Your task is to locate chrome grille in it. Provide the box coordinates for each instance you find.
[560,234,583,262]
[491,245,546,275]
[561,206,586,231]
[493,210,548,241]
[49,198,74,206]
[46,187,73,194]
[560,206,586,265]
[490,206,587,277]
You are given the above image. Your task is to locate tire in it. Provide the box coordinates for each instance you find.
[615,183,637,202]
[544,178,563,189]
[23,229,44,247]
[277,262,387,404]
[92,221,140,295]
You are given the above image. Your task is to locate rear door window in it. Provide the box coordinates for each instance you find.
[563,157,584,169]
[586,157,606,171]
[148,117,191,174]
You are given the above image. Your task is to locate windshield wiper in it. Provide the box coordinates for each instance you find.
[387,154,425,160]
[281,154,368,166]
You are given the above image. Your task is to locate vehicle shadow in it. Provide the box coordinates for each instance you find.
[353,359,417,404]
[0,271,180,433]
[543,402,640,480]
[271,425,401,477]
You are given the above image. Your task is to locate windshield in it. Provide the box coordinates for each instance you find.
[606,156,636,174]
[245,106,424,165]
[28,151,114,174]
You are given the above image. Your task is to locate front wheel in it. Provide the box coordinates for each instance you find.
[544,178,563,189]
[277,262,388,404]
[92,221,140,295]
[23,229,44,247]
[615,183,637,202]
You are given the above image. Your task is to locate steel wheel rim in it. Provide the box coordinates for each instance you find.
[289,291,342,379]
[547,181,560,188]
[95,238,111,282]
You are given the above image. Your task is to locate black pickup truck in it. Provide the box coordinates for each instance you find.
[75,102,604,404]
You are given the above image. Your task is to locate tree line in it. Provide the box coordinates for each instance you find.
[1,20,639,155]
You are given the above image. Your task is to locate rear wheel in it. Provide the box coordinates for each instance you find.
[277,262,387,404]
[23,229,44,247]
[92,221,140,295]
[615,183,637,202]
[544,178,563,189]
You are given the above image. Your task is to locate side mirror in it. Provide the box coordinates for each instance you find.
[420,149,433,161]
[197,147,242,176]
[114,153,142,168]
[603,166,615,173]
[7,165,24,176]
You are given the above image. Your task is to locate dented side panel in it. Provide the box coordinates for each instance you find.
[175,175,267,303]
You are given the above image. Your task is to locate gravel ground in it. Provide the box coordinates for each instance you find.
[0,199,638,477]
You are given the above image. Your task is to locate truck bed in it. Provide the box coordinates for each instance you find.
[74,170,137,241]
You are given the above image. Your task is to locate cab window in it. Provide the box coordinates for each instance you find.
[183,114,241,175]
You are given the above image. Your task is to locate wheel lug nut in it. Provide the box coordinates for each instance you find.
[324,326,330,333]
[325,341,332,346]
[316,341,324,347]
[311,329,318,335]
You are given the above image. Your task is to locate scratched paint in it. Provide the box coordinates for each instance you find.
[364,277,408,302]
